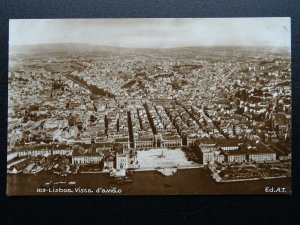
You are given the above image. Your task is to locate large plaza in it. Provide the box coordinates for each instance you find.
[136,148,195,169]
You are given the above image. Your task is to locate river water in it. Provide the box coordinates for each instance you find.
[7,169,291,196]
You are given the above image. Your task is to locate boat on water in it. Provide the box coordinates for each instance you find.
[23,163,36,174]
[110,176,133,185]
[68,181,76,186]
[30,165,44,174]
[46,163,54,171]
[53,163,59,169]
[109,168,126,177]
[61,173,68,177]
[41,180,77,188]
[8,167,23,174]
[116,179,133,185]
[115,177,133,185]
[45,164,50,171]
[71,165,79,174]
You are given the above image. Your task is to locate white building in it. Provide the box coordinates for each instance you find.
[116,153,128,169]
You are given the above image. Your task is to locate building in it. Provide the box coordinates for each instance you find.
[200,146,216,165]
[226,151,247,163]
[103,156,115,170]
[217,139,240,151]
[116,153,129,169]
[115,138,130,150]
[195,138,217,148]
[215,150,225,163]
[160,133,182,148]
[187,137,197,146]
[134,135,154,149]
[264,131,279,142]
[248,150,276,162]
[17,144,72,157]
[269,144,291,161]
[71,147,103,165]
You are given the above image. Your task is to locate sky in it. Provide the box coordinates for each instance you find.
[9,18,291,48]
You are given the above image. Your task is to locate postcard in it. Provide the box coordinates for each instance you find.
[7,18,291,195]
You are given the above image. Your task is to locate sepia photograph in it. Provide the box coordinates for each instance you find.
[7,18,292,195]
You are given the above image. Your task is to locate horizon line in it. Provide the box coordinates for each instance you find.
[10,43,291,49]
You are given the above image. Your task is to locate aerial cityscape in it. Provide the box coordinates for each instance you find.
[7,18,291,195]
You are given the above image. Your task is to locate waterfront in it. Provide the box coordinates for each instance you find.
[8,19,292,196]
[7,169,291,195]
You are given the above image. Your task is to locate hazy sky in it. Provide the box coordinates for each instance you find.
[9,18,291,48]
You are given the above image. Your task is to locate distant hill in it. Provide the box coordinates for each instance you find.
[9,43,291,58]
[10,43,131,55]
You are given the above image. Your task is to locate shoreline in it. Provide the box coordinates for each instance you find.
[6,168,291,195]
[216,175,289,183]
[8,166,290,183]
[132,164,203,172]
